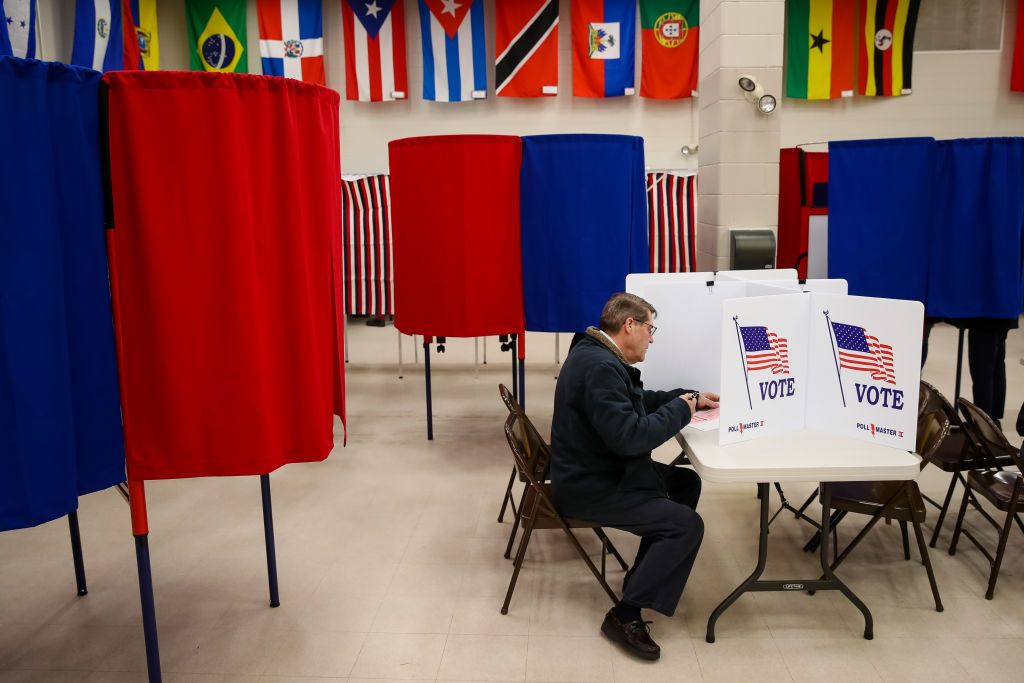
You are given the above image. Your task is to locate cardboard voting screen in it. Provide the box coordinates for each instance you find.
[716,268,798,282]
[719,294,810,445]
[744,279,849,297]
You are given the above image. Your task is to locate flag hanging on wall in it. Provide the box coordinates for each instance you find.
[342,174,394,317]
[1012,0,1024,92]
[187,0,247,73]
[71,0,124,71]
[639,0,699,99]
[572,0,636,97]
[127,0,159,69]
[418,0,486,101]
[858,0,921,97]
[0,0,37,58]
[646,171,697,273]
[341,0,408,101]
[785,0,855,99]
[257,0,324,84]
[495,0,558,97]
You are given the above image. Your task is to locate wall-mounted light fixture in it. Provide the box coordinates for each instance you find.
[680,144,699,157]
[738,75,777,115]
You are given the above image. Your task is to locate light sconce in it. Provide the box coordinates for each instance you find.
[738,75,777,115]
[680,144,699,157]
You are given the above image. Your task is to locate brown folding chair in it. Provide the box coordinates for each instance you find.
[813,405,950,611]
[500,410,627,614]
[948,398,1024,599]
[918,381,1018,548]
[496,384,522,525]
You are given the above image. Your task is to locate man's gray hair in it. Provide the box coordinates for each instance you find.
[599,292,657,333]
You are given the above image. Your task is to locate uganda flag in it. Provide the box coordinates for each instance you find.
[639,0,698,99]
[187,0,247,73]
[858,0,921,97]
[785,0,854,100]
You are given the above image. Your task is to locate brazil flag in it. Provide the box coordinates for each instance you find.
[187,0,247,73]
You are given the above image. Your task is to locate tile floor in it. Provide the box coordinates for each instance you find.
[1,320,1023,682]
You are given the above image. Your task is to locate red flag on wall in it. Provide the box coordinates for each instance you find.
[495,0,559,97]
[1012,0,1024,92]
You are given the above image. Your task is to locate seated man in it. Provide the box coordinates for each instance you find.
[550,292,718,661]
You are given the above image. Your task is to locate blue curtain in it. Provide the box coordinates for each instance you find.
[0,57,125,531]
[520,134,648,332]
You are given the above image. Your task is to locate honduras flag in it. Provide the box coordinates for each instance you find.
[0,0,37,58]
[418,0,486,102]
[71,0,124,72]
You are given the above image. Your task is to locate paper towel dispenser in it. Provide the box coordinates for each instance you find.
[730,229,776,270]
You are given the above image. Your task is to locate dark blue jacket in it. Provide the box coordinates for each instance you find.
[550,329,693,519]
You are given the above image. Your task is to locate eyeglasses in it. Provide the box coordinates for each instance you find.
[633,319,657,336]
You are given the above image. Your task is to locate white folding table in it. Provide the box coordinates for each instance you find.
[677,427,921,643]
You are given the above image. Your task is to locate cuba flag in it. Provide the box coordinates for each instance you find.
[419,0,487,102]
[0,0,38,58]
[71,0,124,72]
[257,0,324,84]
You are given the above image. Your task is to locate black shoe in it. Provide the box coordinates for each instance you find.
[601,609,660,660]
[365,316,387,327]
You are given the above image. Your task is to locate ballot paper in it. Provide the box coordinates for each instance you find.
[689,407,720,431]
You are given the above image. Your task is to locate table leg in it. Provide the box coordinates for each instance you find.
[818,483,873,640]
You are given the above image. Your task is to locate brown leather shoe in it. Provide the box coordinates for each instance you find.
[601,609,660,660]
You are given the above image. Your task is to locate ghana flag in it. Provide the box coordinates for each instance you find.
[187,0,248,73]
[639,0,698,99]
[858,0,920,97]
[785,0,854,99]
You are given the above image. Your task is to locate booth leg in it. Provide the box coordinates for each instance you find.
[519,357,526,411]
[424,342,433,440]
[134,534,162,682]
[483,336,488,364]
[511,335,518,401]
[398,330,404,379]
[68,511,88,596]
[344,316,350,364]
[954,328,965,403]
[261,474,281,608]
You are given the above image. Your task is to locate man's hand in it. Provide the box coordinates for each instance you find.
[697,391,720,410]
[680,393,697,415]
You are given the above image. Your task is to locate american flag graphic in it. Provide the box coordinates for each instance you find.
[646,172,696,273]
[342,174,394,316]
[831,321,896,384]
[740,326,790,374]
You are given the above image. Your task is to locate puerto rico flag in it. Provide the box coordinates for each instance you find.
[495,0,558,97]
[572,0,636,97]
[258,0,324,84]
[342,0,408,101]
[71,0,125,72]
[419,0,487,102]
[0,0,37,58]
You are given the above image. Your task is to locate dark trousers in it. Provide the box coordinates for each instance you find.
[582,463,703,616]
[968,326,1008,420]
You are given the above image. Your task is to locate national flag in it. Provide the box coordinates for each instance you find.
[740,326,790,375]
[495,0,558,97]
[858,0,921,97]
[342,0,408,101]
[71,0,124,72]
[573,0,636,98]
[120,0,141,71]
[418,0,487,102]
[1012,0,1024,92]
[258,0,324,84]
[127,0,159,70]
[187,0,247,73]
[0,0,37,58]
[646,171,696,272]
[831,321,895,384]
[786,0,855,99]
[639,0,698,99]
[342,174,395,316]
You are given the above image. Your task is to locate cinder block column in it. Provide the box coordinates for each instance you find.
[697,0,785,271]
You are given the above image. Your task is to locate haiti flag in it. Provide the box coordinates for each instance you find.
[572,0,636,97]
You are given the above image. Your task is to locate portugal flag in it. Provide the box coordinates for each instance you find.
[858,0,921,97]
[785,0,854,99]
[640,0,698,99]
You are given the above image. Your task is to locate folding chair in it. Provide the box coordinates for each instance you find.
[500,410,628,614]
[948,398,1024,599]
[496,384,521,525]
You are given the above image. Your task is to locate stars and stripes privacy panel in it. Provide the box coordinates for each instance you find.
[646,171,696,273]
[1,57,125,531]
[342,174,395,317]
[257,0,325,85]
[104,71,345,480]
[520,134,648,332]
[342,0,408,100]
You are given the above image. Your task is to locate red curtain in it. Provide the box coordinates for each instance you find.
[388,135,524,338]
[777,148,828,278]
[104,71,344,480]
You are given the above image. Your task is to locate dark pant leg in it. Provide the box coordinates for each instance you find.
[629,464,702,570]
[968,326,1008,420]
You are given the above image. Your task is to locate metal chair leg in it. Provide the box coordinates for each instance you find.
[504,484,530,560]
[929,473,961,548]
[502,515,536,614]
[912,517,943,612]
[948,488,972,556]
[497,466,517,523]
[593,528,629,571]
[900,521,911,560]
[985,493,1020,600]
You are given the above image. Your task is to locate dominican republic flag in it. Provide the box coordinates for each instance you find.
[342,174,394,316]
[0,0,37,58]
[831,321,895,384]
[257,0,324,84]
[647,171,696,273]
[495,0,558,97]
[342,0,408,101]
[419,0,487,102]
[71,0,124,71]
[572,0,636,97]
[740,326,790,375]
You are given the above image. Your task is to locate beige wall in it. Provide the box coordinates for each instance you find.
[34,1,1024,173]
